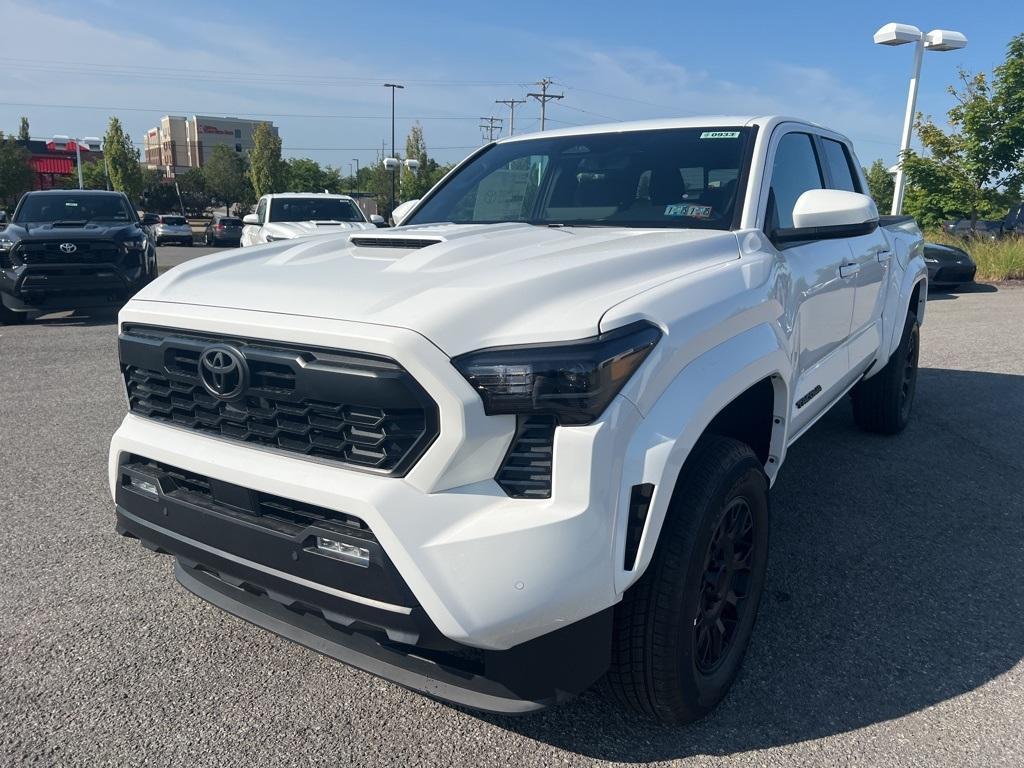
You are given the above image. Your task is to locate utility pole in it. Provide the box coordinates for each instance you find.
[383,83,404,215]
[527,78,563,131]
[495,97,527,136]
[351,157,360,189]
[479,116,503,142]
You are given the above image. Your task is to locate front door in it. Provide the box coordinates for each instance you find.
[766,131,857,435]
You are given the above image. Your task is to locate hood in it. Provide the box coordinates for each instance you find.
[136,222,740,354]
[264,220,376,238]
[7,221,146,240]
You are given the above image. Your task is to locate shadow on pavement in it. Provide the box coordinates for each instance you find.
[928,282,999,300]
[478,367,1024,762]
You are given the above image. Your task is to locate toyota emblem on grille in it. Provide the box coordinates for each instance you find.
[59,242,77,254]
[199,345,248,400]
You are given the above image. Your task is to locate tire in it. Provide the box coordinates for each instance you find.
[205,234,212,246]
[851,308,920,435]
[0,300,28,325]
[605,435,770,724]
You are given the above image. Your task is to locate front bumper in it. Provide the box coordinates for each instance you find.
[108,301,645,710]
[114,455,612,712]
[1,260,148,311]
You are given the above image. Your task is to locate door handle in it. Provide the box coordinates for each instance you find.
[839,262,861,279]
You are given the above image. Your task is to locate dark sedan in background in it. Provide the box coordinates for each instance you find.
[203,215,243,247]
[925,241,977,290]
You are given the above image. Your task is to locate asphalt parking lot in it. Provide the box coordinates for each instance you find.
[1,252,1022,766]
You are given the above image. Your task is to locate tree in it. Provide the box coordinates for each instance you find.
[176,168,210,216]
[202,145,251,214]
[103,116,144,203]
[80,160,109,190]
[17,116,30,141]
[903,33,1024,228]
[139,168,180,213]
[285,157,326,192]
[401,123,451,201]
[248,122,286,196]
[863,160,895,212]
[0,132,34,208]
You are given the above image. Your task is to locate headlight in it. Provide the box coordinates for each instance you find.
[0,237,14,252]
[121,238,147,252]
[452,321,661,426]
[924,257,938,264]
[265,234,291,242]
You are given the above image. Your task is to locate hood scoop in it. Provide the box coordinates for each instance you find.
[349,235,444,250]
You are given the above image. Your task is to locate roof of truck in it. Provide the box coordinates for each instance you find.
[499,115,827,143]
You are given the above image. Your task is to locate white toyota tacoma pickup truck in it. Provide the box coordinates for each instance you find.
[109,116,926,723]
[240,192,382,246]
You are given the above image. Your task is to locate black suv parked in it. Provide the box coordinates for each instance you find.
[0,190,157,324]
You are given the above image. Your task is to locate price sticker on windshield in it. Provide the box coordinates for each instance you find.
[700,131,741,139]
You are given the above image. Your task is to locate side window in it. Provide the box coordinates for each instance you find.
[821,138,859,193]
[768,132,823,230]
[256,198,267,225]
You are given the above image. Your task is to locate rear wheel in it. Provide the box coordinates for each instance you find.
[851,309,919,434]
[605,435,769,724]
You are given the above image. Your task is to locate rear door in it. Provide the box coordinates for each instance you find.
[818,136,890,372]
[765,130,857,435]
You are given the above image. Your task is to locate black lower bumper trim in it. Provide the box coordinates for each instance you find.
[114,462,613,713]
[175,560,559,714]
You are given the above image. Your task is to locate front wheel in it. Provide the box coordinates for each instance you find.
[605,435,769,724]
[851,310,920,434]
[0,299,28,325]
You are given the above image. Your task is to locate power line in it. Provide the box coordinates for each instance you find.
[479,116,503,142]
[0,101,478,121]
[0,58,529,88]
[495,97,527,136]
[527,78,564,131]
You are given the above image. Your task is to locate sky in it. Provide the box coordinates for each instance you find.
[0,0,1017,174]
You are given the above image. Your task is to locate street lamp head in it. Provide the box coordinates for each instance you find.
[403,158,420,173]
[383,157,400,171]
[81,137,102,151]
[924,29,968,51]
[873,22,923,46]
[51,134,71,150]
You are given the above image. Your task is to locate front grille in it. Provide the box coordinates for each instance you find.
[12,240,122,265]
[496,415,556,498]
[120,326,439,475]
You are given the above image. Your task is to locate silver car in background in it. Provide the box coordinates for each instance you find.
[153,215,193,247]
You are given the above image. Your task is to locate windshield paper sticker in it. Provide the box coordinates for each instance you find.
[700,131,741,139]
[665,203,713,218]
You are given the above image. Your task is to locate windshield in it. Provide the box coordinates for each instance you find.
[15,193,134,224]
[269,198,364,223]
[408,127,752,229]
[219,217,242,226]
[160,216,186,226]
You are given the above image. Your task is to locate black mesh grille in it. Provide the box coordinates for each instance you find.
[120,326,438,475]
[125,455,375,540]
[496,415,556,498]
[12,240,123,265]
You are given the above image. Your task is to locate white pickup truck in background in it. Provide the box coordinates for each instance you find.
[109,115,926,723]
[240,192,383,246]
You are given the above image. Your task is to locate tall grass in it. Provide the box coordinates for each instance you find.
[925,230,1024,282]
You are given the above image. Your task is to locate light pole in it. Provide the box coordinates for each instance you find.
[383,83,404,215]
[873,23,967,215]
